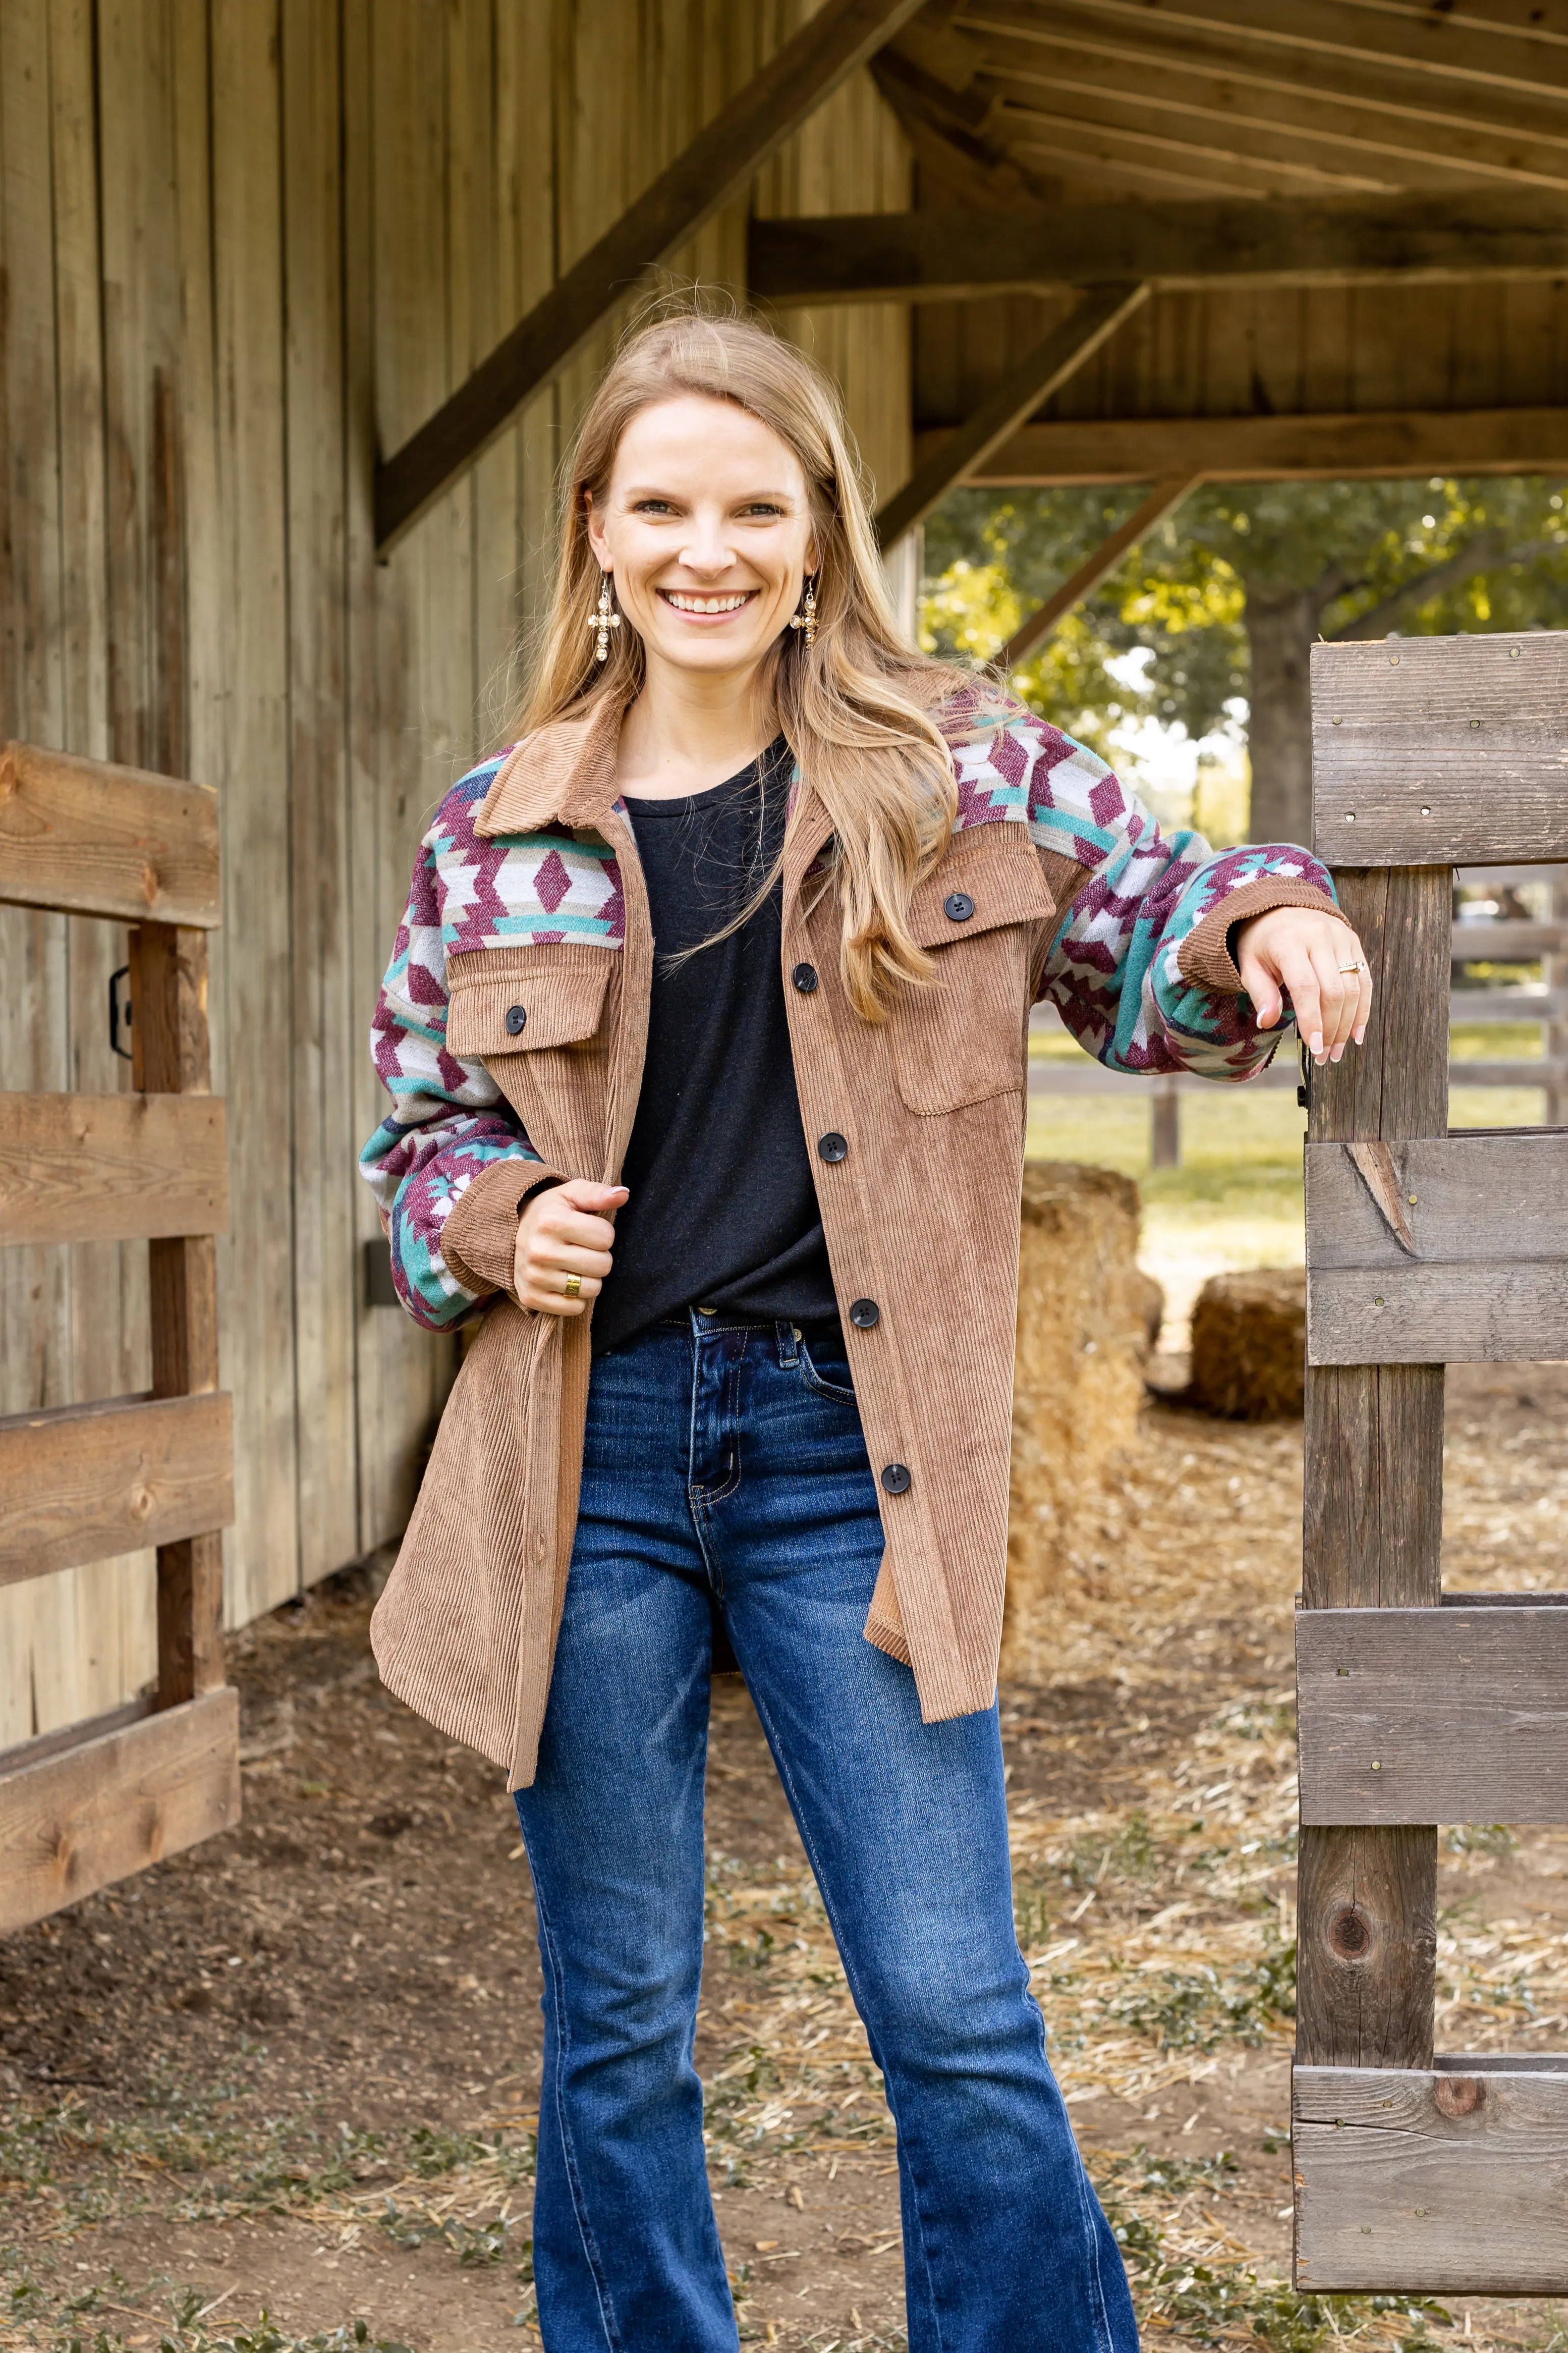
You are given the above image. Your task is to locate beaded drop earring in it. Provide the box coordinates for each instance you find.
[789,576,817,649]
[590,573,622,663]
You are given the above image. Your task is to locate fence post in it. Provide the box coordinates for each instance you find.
[1295,868,1450,2072]
[1150,1074,1180,1168]
[130,921,226,1707]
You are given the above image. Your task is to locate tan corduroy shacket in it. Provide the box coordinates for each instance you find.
[368,690,1338,1788]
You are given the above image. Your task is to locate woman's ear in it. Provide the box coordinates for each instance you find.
[584,493,611,574]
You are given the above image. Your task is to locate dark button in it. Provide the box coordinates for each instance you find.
[881,1462,912,1495]
[944,891,975,923]
[849,1298,880,1329]
[817,1131,849,1164]
[505,1004,527,1036]
[792,962,819,994]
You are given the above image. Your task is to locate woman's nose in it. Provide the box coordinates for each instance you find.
[678,519,734,574]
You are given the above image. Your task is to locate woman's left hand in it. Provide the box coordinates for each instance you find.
[1235,904,1372,1067]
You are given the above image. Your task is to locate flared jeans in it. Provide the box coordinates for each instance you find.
[513,1310,1138,2353]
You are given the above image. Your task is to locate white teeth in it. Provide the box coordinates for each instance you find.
[662,590,752,613]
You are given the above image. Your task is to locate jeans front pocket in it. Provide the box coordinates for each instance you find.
[799,1334,856,1404]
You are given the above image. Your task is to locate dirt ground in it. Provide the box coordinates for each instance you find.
[4,1364,1568,2352]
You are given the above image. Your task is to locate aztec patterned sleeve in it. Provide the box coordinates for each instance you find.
[359,763,554,1331]
[951,699,1347,1081]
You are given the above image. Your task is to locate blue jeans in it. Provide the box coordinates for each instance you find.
[514,1311,1137,2353]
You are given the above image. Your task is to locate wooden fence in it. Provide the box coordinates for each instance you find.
[1292,631,1568,2295]
[0,742,240,1933]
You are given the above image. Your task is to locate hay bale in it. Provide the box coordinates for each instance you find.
[1004,1163,1158,1676]
[1188,1268,1306,1421]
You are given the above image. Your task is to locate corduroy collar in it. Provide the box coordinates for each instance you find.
[473,687,834,872]
[473,691,629,838]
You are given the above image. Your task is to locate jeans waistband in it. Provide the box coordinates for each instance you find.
[657,1308,843,1340]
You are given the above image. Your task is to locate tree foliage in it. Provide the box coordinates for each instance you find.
[919,474,1568,776]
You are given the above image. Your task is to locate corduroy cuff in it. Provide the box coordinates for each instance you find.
[441,1155,564,1304]
[1176,878,1350,997]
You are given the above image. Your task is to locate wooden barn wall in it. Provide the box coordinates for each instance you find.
[0,0,911,1744]
[914,283,1568,439]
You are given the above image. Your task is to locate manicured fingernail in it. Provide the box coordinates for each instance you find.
[1310,1031,1324,1054]
[1354,1026,1366,1045]
[1331,1044,1345,1063]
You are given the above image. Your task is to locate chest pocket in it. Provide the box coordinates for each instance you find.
[888,830,1054,1116]
[447,944,615,1177]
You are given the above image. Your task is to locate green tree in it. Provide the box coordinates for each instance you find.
[921,476,1568,843]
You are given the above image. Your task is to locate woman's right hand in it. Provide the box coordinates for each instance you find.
[513,1179,628,1316]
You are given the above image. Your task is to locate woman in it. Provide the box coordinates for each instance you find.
[362,311,1367,2353]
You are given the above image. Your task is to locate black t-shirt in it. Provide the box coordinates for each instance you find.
[591,739,839,1355]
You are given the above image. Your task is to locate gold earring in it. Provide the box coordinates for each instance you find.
[789,576,817,649]
[591,573,622,663]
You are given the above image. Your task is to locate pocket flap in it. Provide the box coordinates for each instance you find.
[907,829,1054,951]
[446,947,613,1058]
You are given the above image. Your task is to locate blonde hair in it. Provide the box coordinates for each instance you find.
[519,307,974,1020]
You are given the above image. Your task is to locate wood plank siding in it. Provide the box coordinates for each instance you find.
[0,0,911,1742]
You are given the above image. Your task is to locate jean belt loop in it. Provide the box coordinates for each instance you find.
[776,1319,800,1370]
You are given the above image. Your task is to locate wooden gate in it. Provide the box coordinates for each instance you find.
[0,742,240,1933]
[1294,633,1568,2293]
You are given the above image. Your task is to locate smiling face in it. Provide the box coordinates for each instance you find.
[584,394,818,686]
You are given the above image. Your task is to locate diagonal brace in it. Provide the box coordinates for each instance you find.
[874,283,1150,550]
[999,472,1202,667]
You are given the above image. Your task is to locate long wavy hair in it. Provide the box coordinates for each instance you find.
[518,308,978,1020]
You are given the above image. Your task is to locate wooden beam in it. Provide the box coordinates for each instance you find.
[934,407,1568,487]
[1294,2061,1568,2293]
[979,0,1568,106]
[1306,1133,1568,1366]
[869,45,1056,210]
[1295,869,1450,2087]
[747,190,1568,304]
[373,0,929,553]
[0,1393,235,1586]
[1,1089,228,1246]
[0,1688,239,1934]
[996,96,1384,201]
[963,6,1568,192]
[0,739,220,927]
[998,475,1201,666]
[874,284,1149,549]
[1313,634,1568,868]
[1298,1602,1568,1827]
[971,33,1568,198]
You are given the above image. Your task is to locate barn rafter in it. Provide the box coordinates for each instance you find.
[749,189,1568,304]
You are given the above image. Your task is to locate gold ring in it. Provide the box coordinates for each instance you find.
[563,1272,582,1299]
[1337,959,1367,974]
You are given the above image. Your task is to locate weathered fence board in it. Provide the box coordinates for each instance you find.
[1296,868,1448,2079]
[1,1089,228,1247]
[1298,1604,1568,1826]
[1313,636,1568,866]
[0,1393,234,1586]
[1452,920,1568,962]
[1294,2061,1568,2292]
[0,740,220,927]
[0,1687,239,1935]
[1305,1133,1568,1364]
